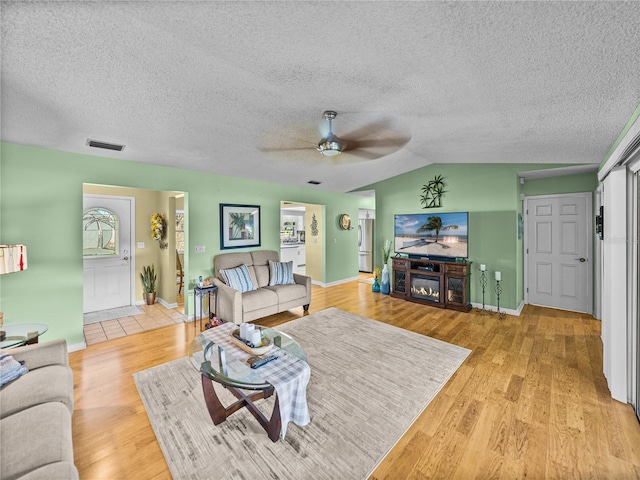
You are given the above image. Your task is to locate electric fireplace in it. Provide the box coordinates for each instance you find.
[410,274,440,303]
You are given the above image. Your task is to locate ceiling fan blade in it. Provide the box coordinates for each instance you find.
[260,146,313,153]
[342,149,383,160]
[346,136,411,150]
[339,118,393,140]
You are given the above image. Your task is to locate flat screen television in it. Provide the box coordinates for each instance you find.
[394,212,469,260]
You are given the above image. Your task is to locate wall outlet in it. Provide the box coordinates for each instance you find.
[137,242,145,248]
[195,245,205,253]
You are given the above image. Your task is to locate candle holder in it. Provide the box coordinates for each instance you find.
[494,280,505,319]
[475,269,489,315]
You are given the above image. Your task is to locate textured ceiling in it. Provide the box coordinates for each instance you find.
[2,1,639,193]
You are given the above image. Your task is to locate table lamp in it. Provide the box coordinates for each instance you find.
[0,244,28,341]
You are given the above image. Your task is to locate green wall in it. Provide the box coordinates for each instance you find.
[365,163,598,311]
[0,143,373,346]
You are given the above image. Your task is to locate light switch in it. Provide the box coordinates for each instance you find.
[195,245,205,253]
[137,242,145,248]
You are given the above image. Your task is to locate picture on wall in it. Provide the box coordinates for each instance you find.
[220,204,261,249]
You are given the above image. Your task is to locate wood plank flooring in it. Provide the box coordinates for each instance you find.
[68,279,640,479]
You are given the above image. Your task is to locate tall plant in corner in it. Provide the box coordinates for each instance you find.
[381,239,392,295]
[140,264,157,305]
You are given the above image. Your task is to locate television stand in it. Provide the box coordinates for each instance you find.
[391,257,472,312]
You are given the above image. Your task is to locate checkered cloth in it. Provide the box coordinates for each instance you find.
[201,323,311,438]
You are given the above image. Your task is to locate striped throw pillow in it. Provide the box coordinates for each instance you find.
[220,264,257,293]
[268,260,295,286]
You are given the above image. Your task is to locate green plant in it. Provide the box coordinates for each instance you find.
[140,264,157,293]
[373,267,382,281]
[382,239,392,265]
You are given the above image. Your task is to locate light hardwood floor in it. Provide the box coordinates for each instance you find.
[69,279,640,479]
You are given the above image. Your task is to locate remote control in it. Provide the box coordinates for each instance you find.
[248,354,278,369]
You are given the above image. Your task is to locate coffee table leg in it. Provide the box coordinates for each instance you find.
[201,374,227,425]
[201,375,283,442]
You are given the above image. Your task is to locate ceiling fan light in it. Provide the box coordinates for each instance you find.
[317,140,343,156]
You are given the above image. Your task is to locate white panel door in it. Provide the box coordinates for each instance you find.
[526,193,592,313]
[83,195,133,313]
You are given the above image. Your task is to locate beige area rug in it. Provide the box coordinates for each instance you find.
[134,307,470,479]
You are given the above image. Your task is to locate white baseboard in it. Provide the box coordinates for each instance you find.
[470,300,523,317]
[313,275,360,288]
[69,340,87,352]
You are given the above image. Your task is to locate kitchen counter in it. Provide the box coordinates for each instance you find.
[280,243,305,248]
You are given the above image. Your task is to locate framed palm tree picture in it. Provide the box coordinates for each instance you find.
[219,204,261,249]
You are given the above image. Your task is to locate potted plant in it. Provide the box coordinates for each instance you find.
[140,264,157,305]
[372,267,381,293]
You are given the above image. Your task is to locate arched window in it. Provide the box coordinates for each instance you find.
[83,207,118,257]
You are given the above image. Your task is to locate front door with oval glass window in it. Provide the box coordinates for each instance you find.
[83,195,133,313]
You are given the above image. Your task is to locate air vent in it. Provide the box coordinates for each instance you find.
[87,139,125,152]
[307,180,322,185]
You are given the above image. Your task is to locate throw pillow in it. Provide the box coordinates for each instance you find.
[220,264,257,293]
[0,354,28,387]
[269,260,295,286]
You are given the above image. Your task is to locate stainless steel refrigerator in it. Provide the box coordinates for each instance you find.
[358,219,374,272]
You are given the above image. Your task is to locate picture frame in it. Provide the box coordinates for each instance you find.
[219,204,261,249]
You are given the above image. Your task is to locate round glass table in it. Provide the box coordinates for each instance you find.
[0,323,48,350]
[190,323,308,441]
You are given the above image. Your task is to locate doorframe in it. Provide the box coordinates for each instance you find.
[82,193,137,308]
[523,191,593,314]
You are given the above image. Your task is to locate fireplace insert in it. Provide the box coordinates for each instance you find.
[410,274,440,303]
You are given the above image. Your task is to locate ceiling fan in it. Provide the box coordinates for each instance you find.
[263,110,411,161]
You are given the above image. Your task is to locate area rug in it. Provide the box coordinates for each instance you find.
[83,305,143,325]
[134,307,470,479]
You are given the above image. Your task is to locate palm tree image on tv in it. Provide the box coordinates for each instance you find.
[417,216,458,244]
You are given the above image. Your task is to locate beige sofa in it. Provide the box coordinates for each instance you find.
[0,339,77,480]
[212,250,311,324]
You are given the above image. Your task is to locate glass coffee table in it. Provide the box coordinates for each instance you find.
[0,323,48,350]
[190,323,309,441]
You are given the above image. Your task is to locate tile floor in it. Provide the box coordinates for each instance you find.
[83,294,185,345]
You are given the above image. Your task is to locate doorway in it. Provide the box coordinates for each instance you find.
[82,194,135,313]
[525,192,593,314]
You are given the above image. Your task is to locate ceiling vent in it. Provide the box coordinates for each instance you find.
[87,139,125,152]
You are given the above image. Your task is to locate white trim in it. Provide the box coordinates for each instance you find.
[68,340,87,352]
[470,300,524,317]
[313,276,360,288]
[598,115,640,181]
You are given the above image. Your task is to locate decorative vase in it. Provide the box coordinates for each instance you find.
[381,264,390,295]
[372,279,381,293]
[145,292,156,305]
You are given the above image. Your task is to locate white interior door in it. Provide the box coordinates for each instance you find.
[526,193,592,313]
[83,195,134,313]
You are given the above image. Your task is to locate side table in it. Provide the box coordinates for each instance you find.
[0,323,49,349]
[194,285,218,331]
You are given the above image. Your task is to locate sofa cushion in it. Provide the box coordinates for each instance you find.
[251,250,279,287]
[268,260,295,286]
[214,252,253,282]
[241,288,278,313]
[265,283,308,304]
[0,364,74,418]
[220,264,257,293]
[0,353,28,387]
[0,402,75,480]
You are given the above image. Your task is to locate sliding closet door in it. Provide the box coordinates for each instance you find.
[635,171,640,423]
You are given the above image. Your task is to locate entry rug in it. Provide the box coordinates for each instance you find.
[83,305,143,325]
[134,307,470,479]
